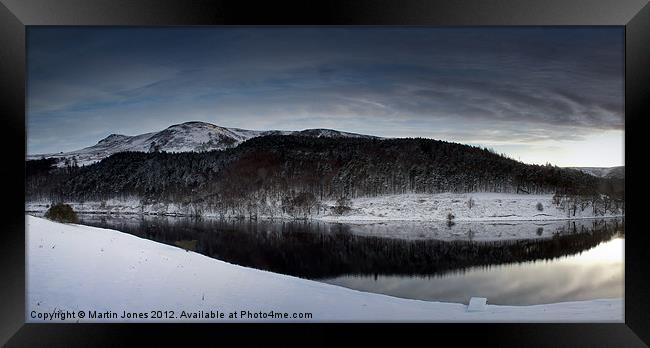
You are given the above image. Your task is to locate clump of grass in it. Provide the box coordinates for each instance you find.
[331,197,352,215]
[44,203,78,223]
[446,213,456,228]
[174,240,198,252]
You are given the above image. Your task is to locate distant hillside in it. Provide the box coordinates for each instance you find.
[569,166,624,180]
[27,134,624,218]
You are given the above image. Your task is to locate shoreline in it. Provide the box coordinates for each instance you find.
[26,208,624,224]
[26,215,624,322]
[26,192,625,223]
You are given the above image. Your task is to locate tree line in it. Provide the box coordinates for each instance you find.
[26,135,624,218]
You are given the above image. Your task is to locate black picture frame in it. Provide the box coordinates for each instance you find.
[1,0,649,346]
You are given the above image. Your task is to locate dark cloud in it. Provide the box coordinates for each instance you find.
[27,27,623,166]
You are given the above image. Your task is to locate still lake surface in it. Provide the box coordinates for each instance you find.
[74,214,624,305]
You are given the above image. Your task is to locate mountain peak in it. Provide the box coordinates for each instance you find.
[29,122,377,167]
[97,133,129,145]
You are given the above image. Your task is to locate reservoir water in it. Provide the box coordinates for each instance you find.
[73,214,624,305]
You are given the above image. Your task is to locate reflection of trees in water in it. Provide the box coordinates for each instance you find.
[78,216,623,279]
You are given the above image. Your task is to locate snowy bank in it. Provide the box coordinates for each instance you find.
[26,192,623,222]
[27,215,623,322]
[320,192,623,222]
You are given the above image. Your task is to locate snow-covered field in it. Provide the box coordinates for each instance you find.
[321,193,622,222]
[26,215,623,322]
[26,192,624,223]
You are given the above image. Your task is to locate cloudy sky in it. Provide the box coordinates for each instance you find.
[27,27,624,167]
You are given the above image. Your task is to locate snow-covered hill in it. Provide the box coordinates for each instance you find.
[27,121,375,167]
[568,166,624,179]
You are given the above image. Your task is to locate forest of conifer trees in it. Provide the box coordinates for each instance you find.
[26,135,624,218]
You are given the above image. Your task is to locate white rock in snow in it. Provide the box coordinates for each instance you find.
[467,297,488,312]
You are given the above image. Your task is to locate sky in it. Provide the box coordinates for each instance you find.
[27,27,624,167]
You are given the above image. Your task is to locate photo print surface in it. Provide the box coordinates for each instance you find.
[26,27,624,322]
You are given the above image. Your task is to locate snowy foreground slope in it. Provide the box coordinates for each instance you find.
[27,216,622,322]
[27,192,624,223]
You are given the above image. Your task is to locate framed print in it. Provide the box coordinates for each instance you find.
[1,0,649,346]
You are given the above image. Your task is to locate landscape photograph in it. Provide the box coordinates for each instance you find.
[25,27,624,322]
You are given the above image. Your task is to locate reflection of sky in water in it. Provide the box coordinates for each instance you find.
[322,238,624,305]
[72,213,624,306]
[569,238,623,262]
